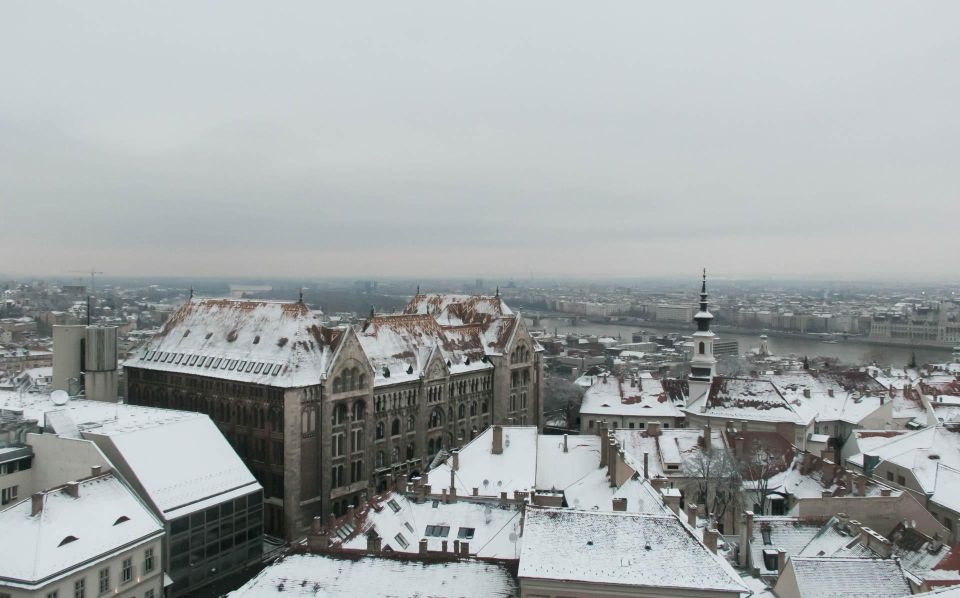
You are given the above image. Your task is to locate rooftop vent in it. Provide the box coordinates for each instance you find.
[114,515,130,525]
[59,535,79,547]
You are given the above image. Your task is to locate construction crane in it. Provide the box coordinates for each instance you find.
[68,269,104,294]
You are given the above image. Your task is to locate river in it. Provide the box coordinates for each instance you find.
[528,317,954,367]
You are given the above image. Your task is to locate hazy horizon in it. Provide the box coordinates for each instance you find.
[2,2,958,280]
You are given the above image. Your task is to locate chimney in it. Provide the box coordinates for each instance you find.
[441,540,448,553]
[441,488,448,503]
[460,541,469,555]
[492,425,503,454]
[452,450,460,471]
[836,513,849,531]
[828,388,834,397]
[453,539,460,554]
[703,527,719,554]
[311,516,323,534]
[740,420,748,432]
[423,484,432,496]
[450,468,457,497]
[31,493,44,516]
[472,487,479,497]
[854,475,866,496]
[65,482,80,498]
[500,491,508,502]
[600,431,609,468]
[821,490,832,498]
[563,434,568,453]
[686,502,698,526]
[739,511,755,568]
[419,538,428,555]
[347,504,356,525]
[90,465,102,477]
[612,497,627,512]
[880,488,892,497]
[735,436,745,459]
[821,461,836,486]
[777,549,787,574]
[803,388,811,398]
[647,422,661,437]
[703,423,712,454]
[367,532,382,553]
[609,442,619,488]
[643,452,649,479]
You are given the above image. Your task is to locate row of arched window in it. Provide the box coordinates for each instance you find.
[332,367,366,394]
[510,344,531,364]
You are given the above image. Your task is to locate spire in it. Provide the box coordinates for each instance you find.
[416,284,420,295]
[694,268,713,332]
[495,286,500,298]
[369,305,375,319]
[299,287,304,303]
[189,286,194,300]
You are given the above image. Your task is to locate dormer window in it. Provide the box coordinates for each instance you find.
[113,515,130,525]
[59,535,79,546]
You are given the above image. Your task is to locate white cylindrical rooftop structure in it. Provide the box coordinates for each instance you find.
[52,325,86,393]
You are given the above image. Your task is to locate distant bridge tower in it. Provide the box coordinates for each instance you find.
[688,269,716,406]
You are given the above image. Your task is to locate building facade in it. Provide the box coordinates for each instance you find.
[125,293,543,540]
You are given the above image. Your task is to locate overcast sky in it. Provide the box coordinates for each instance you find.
[1,2,958,281]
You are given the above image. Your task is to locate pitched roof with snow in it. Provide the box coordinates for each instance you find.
[0,392,260,520]
[0,474,163,587]
[518,508,747,594]
[129,298,344,388]
[229,553,518,597]
[686,377,806,425]
[785,556,911,598]
[847,425,960,494]
[579,375,684,419]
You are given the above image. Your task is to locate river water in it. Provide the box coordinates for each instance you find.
[528,317,954,367]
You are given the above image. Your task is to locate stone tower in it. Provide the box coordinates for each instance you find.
[688,269,716,406]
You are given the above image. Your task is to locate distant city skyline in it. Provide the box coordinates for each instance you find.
[2,1,958,279]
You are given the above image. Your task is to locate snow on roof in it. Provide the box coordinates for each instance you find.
[931,463,960,513]
[427,427,538,497]
[518,508,747,593]
[786,557,911,598]
[579,376,683,419]
[229,553,518,597]
[750,517,825,575]
[129,298,345,388]
[334,492,523,559]
[614,428,727,477]
[562,470,671,515]
[847,426,960,494]
[0,392,260,519]
[0,473,163,587]
[405,294,514,321]
[534,434,602,491]
[687,377,805,425]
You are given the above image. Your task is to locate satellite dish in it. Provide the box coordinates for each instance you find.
[51,390,69,406]
[508,532,518,543]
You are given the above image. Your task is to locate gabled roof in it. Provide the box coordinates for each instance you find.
[0,474,163,587]
[129,298,344,388]
[686,377,806,425]
[579,375,684,419]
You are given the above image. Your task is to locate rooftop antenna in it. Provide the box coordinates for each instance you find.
[299,287,304,303]
[68,268,104,294]
[416,284,420,295]
[86,295,91,326]
[189,286,194,300]
[495,286,500,298]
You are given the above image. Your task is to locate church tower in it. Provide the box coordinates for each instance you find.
[688,269,716,405]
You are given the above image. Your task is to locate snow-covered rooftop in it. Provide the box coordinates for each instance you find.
[846,425,960,494]
[518,508,747,594]
[128,298,345,388]
[229,553,518,597]
[579,374,684,419]
[333,492,523,559]
[785,556,911,598]
[687,377,806,425]
[0,474,163,587]
[0,392,260,519]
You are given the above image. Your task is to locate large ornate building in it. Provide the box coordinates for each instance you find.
[125,293,543,539]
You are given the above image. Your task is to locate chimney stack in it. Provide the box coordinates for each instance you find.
[460,541,469,555]
[563,434,568,453]
[703,423,712,454]
[367,532,382,553]
[31,493,44,516]
[612,497,627,512]
[647,422,661,437]
[777,549,787,574]
[472,487,479,497]
[703,527,719,554]
[686,502,698,526]
[643,452,649,480]
[492,426,503,455]
[65,482,80,498]
[90,465,102,477]
[452,450,459,471]
[419,538,428,555]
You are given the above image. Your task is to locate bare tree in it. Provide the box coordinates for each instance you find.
[683,447,742,526]
[740,440,789,515]
[544,375,585,429]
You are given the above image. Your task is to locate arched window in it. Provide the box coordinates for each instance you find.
[699,342,705,355]
[458,404,465,420]
[358,373,366,388]
[470,402,477,417]
[429,408,443,429]
[406,443,415,460]
[407,414,416,432]
[391,418,401,436]
[332,403,347,426]
[481,400,488,414]
[352,401,365,421]
[391,446,400,464]
[376,421,385,440]
[376,451,384,468]
[333,377,342,394]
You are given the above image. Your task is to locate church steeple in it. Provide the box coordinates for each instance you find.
[688,269,717,406]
